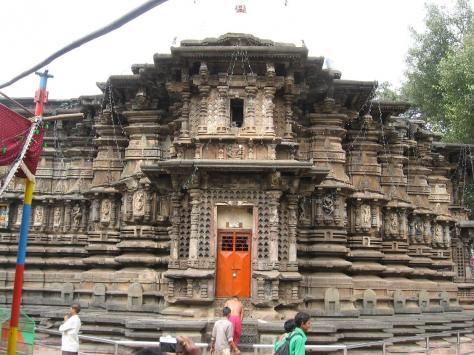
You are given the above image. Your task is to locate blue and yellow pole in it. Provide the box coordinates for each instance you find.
[7,70,51,355]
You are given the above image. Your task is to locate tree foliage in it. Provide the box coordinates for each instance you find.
[403,0,473,143]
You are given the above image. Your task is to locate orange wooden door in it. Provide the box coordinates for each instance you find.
[216,229,251,298]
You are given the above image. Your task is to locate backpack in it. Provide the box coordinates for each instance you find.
[274,332,301,355]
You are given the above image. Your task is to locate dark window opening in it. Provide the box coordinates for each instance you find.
[294,72,303,84]
[230,98,244,128]
[174,69,181,82]
[189,62,201,76]
[275,63,287,76]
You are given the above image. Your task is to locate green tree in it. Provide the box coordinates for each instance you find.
[375,81,403,101]
[403,0,473,142]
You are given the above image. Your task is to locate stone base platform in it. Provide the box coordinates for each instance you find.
[23,306,474,353]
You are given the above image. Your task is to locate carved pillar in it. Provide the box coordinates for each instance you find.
[180,91,191,139]
[217,74,229,133]
[266,190,281,267]
[287,194,298,263]
[63,201,71,232]
[244,76,257,133]
[144,187,153,222]
[263,87,276,135]
[80,201,87,231]
[188,189,201,261]
[110,197,117,227]
[198,62,209,134]
[283,93,294,140]
[126,191,133,221]
[169,192,182,260]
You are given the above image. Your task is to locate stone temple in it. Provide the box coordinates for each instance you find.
[1,33,474,345]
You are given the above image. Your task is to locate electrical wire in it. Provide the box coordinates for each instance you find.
[0,0,168,90]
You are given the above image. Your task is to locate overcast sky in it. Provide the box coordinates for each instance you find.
[0,0,455,99]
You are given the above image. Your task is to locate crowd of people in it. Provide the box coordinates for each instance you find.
[58,298,312,355]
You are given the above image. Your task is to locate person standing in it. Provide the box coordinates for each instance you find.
[224,297,243,345]
[274,319,296,351]
[289,312,311,355]
[59,303,82,355]
[210,307,240,355]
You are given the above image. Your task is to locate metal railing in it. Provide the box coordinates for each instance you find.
[38,327,474,355]
[253,329,474,355]
[37,328,209,355]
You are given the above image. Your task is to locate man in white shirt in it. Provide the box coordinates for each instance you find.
[59,303,82,355]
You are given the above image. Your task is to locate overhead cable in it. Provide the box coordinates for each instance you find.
[0,0,168,90]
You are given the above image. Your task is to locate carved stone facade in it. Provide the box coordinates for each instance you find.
[0,34,473,326]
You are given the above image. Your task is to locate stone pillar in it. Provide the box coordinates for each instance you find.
[198,62,209,134]
[126,190,133,221]
[217,73,229,133]
[169,192,182,260]
[266,190,281,267]
[80,201,87,231]
[264,87,276,135]
[188,189,201,261]
[63,201,71,232]
[180,91,191,139]
[244,75,257,133]
[283,93,294,140]
[287,194,298,263]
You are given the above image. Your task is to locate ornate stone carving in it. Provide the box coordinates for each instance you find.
[53,207,62,227]
[322,194,335,216]
[133,191,145,216]
[361,204,371,229]
[100,199,111,223]
[34,206,44,226]
[72,204,82,228]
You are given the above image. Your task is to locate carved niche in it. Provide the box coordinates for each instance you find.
[53,207,62,227]
[361,204,371,229]
[433,223,444,244]
[33,206,44,226]
[71,204,82,228]
[133,191,145,216]
[100,199,111,223]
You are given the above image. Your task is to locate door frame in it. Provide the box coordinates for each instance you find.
[213,204,257,299]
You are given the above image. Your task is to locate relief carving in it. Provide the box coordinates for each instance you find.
[53,207,62,227]
[322,194,334,216]
[34,206,44,226]
[433,224,443,244]
[361,204,371,229]
[389,212,399,234]
[72,204,82,228]
[101,199,111,223]
[133,191,145,216]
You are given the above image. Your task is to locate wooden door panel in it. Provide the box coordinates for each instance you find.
[216,230,251,298]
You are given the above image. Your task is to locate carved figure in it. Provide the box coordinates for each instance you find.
[134,191,145,215]
[218,146,224,160]
[101,199,111,222]
[34,206,43,226]
[53,207,61,227]
[16,205,23,225]
[72,205,82,227]
[434,224,443,244]
[389,212,398,234]
[361,204,371,228]
[322,194,334,216]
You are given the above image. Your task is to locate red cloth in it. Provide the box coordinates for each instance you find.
[0,103,44,177]
[229,315,242,345]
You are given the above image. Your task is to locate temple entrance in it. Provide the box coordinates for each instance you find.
[215,206,253,298]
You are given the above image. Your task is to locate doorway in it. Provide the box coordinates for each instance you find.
[216,229,252,298]
[215,206,253,298]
